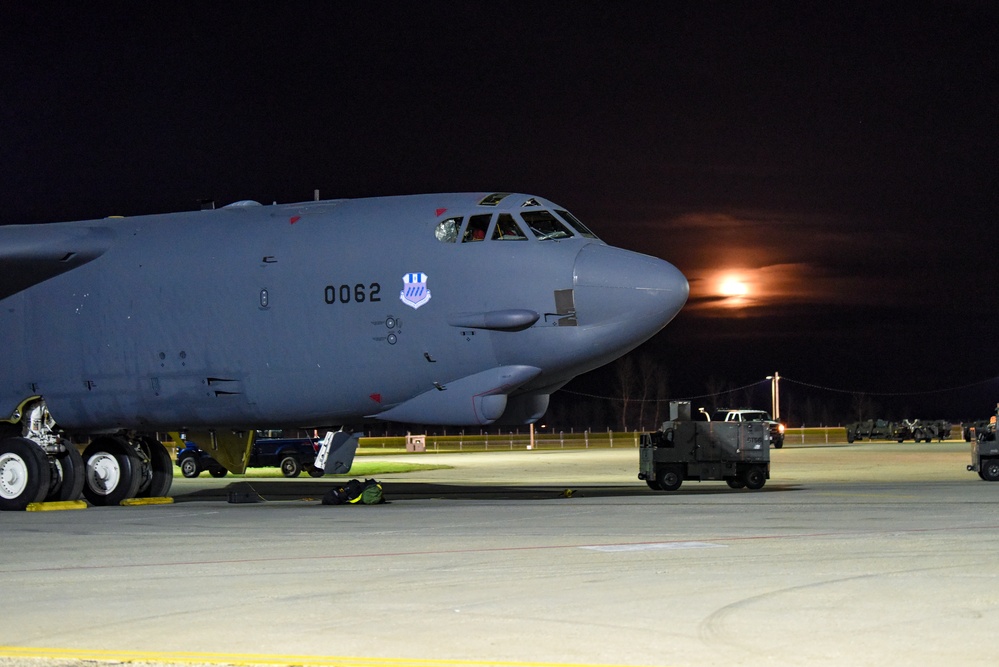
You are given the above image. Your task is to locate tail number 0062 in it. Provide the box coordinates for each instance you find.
[324,283,381,304]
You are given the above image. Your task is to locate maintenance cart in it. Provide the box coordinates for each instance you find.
[639,402,771,492]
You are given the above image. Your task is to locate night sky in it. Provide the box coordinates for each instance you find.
[4,2,998,425]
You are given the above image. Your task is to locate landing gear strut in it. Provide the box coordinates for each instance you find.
[1,399,175,510]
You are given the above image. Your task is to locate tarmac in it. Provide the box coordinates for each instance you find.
[1,439,998,667]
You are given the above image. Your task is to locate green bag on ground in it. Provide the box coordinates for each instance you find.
[360,480,384,504]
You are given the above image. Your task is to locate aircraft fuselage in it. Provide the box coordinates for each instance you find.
[0,192,687,509]
[2,192,687,430]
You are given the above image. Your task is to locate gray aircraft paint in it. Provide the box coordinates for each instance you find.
[1,192,687,431]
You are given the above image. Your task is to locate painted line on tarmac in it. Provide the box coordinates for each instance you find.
[0,646,658,667]
[581,541,726,552]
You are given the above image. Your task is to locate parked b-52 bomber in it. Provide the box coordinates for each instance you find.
[0,192,688,510]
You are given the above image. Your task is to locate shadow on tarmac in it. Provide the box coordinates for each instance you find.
[173,479,802,503]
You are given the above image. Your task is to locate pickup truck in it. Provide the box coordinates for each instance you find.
[176,431,322,478]
[705,408,785,448]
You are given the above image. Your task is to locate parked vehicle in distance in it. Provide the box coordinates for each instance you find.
[175,441,229,478]
[703,408,785,448]
[175,431,322,478]
[845,418,951,443]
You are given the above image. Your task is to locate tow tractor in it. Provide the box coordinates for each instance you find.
[640,401,771,491]
[968,408,999,481]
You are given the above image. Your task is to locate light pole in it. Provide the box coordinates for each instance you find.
[766,372,781,420]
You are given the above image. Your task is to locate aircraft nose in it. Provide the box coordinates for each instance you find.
[572,244,689,332]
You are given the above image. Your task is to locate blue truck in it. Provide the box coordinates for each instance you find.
[176,431,322,478]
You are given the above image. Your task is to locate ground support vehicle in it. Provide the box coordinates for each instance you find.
[845,419,951,443]
[968,411,999,481]
[963,420,991,442]
[640,402,770,492]
[904,419,951,442]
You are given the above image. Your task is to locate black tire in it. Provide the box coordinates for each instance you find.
[981,459,999,482]
[726,478,746,489]
[179,455,200,478]
[307,466,324,478]
[209,467,228,478]
[0,437,52,511]
[645,479,662,491]
[82,437,142,505]
[137,438,174,498]
[46,443,85,502]
[280,455,302,478]
[742,466,767,490]
[657,464,682,492]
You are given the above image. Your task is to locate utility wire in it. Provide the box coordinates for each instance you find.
[561,378,770,403]
[560,375,999,403]
[781,375,999,397]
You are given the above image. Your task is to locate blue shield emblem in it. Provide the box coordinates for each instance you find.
[400,272,431,309]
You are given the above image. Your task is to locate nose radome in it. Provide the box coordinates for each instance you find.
[572,244,689,328]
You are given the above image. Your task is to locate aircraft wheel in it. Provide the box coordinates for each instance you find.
[307,466,325,478]
[726,478,746,489]
[0,438,52,511]
[981,459,999,482]
[137,438,173,498]
[82,437,142,505]
[280,455,302,478]
[656,464,682,491]
[179,456,200,478]
[742,466,767,490]
[209,467,228,478]
[46,444,85,502]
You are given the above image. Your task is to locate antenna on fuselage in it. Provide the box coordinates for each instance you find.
[314,189,320,201]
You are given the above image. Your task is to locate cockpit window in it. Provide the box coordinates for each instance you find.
[462,214,491,242]
[555,209,599,239]
[521,210,574,240]
[492,213,528,240]
[435,216,463,243]
[478,193,510,206]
